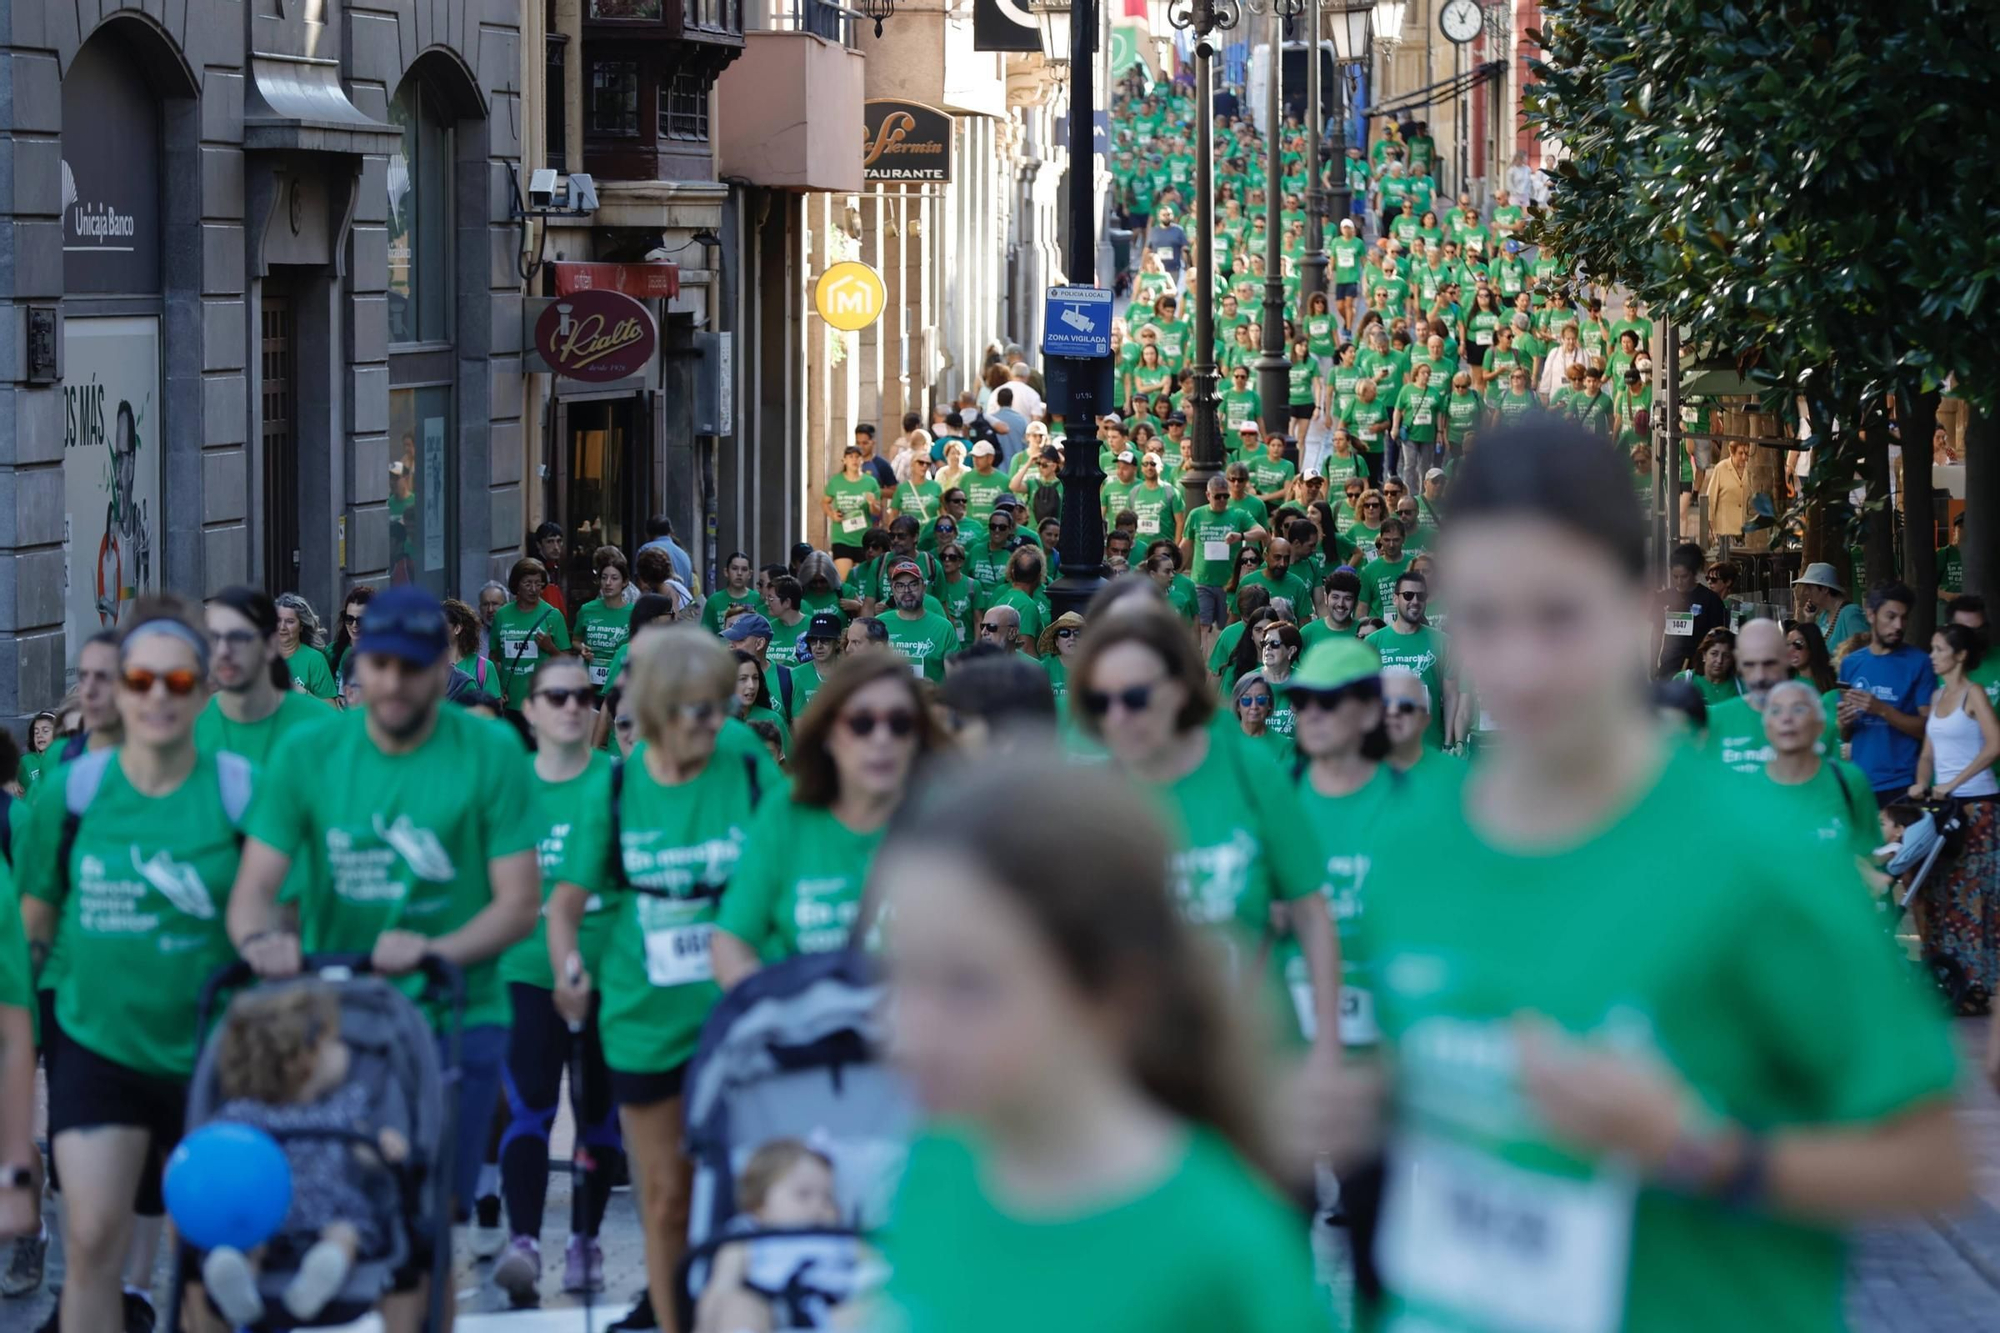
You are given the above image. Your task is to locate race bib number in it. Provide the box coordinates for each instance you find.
[643,923,715,988]
[1137,516,1161,535]
[1476,330,1494,346]
[1155,247,1177,262]
[1338,985,1378,1046]
[841,513,867,535]
[1664,612,1695,638]
[1203,539,1231,562]
[589,660,610,686]
[1337,250,1357,271]
[1378,1134,1636,1333]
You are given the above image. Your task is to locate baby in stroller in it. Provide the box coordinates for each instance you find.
[198,984,409,1326]
[693,1139,847,1333]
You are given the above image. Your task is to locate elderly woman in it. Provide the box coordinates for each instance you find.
[1705,440,1756,537]
[274,593,337,699]
[1230,669,1295,767]
[1038,611,1085,702]
[1675,626,1743,706]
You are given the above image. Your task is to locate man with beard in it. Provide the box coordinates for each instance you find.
[1304,568,1363,646]
[1837,582,1936,806]
[976,604,1026,655]
[1703,619,1796,774]
[1365,570,1456,750]
[882,561,958,682]
[196,587,335,764]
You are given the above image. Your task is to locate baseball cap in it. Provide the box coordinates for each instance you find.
[1424,467,1446,482]
[1238,421,1260,434]
[1166,411,1187,426]
[356,585,451,667]
[1027,421,1050,436]
[888,559,925,582]
[1795,562,1846,593]
[971,440,996,457]
[1116,450,1137,464]
[1289,638,1383,692]
[803,611,844,641]
[720,613,774,643]
[1301,467,1324,481]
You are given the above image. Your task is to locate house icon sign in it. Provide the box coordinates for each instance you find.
[814,261,887,332]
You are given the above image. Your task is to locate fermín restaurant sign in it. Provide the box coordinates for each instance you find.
[863,101,953,183]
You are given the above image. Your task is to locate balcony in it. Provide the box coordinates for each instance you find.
[716,0,867,191]
[581,0,746,183]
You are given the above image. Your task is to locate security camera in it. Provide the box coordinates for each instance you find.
[567,173,599,213]
[528,168,558,208]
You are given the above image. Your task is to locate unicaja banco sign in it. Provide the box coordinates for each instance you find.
[862,101,953,183]
[533,289,657,382]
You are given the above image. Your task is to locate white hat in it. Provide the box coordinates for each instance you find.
[1795,562,1845,592]
[1424,467,1446,482]
[971,440,996,456]
[1027,421,1049,436]
[1301,467,1324,481]
[1115,450,1137,464]
[1238,421,1260,433]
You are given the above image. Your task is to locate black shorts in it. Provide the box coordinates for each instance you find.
[47,1034,184,1215]
[609,1061,688,1109]
[1335,282,1360,300]
[831,542,867,563]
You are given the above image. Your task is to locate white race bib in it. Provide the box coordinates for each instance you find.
[643,922,715,988]
[1203,539,1231,562]
[1338,984,1379,1046]
[1476,330,1494,346]
[1137,516,1162,535]
[1664,612,1695,638]
[841,513,867,535]
[1378,1134,1636,1333]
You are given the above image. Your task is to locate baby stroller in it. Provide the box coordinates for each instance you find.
[672,949,917,1331]
[165,954,464,1333]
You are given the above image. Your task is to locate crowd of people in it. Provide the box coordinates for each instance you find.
[0,76,1992,1333]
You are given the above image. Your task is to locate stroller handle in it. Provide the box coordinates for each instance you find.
[197,953,468,1031]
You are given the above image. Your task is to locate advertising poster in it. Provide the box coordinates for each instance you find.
[62,316,163,654]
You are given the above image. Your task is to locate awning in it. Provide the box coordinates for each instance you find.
[244,54,401,155]
[552,261,682,300]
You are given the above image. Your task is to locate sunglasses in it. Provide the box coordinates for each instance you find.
[1289,680,1380,712]
[1240,694,1273,708]
[122,667,202,697]
[614,716,636,734]
[1788,639,1808,651]
[979,621,1012,634]
[1396,589,1427,600]
[1080,682,1158,716]
[942,553,965,563]
[343,613,362,626]
[1055,627,1079,640]
[534,687,593,708]
[1387,699,1424,715]
[842,709,917,738]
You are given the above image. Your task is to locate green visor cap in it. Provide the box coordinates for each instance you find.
[1289,637,1383,692]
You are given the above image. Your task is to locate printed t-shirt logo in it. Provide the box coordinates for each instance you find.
[131,846,216,919]
[374,814,458,881]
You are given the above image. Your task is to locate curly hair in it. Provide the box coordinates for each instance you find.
[216,983,341,1106]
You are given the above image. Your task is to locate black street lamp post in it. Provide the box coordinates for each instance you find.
[1253,0,1305,438]
[1304,1,1373,305]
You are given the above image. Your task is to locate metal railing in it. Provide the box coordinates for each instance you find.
[751,0,858,44]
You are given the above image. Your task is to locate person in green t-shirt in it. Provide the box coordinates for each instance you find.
[890,452,944,528]
[491,656,622,1291]
[700,552,769,637]
[198,587,338,765]
[1359,427,1963,1333]
[545,629,772,1326]
[575,552,640,688]
[822,445,884,570]
[1220,366,1261,433]
[1757,679,1880,866]
[492,557,575,710]
[1358,518,1416,618]
[229,585,541,1239]
[275,593,340,699]
[875,758,1331,1333]
[1365,566,1454,749]
[1392,362,1445,485]
[1249,433,1298,507]
[879,560,960,682]
[715,654,936,984]
[0,853,30,1238]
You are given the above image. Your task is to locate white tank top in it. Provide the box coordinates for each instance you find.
[1927,688,1999,797]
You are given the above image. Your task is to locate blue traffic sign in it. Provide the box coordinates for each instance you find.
[1042,285,1114,358]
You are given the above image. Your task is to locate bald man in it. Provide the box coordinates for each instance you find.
[978,602,1024,653]
[1706,618,1797,773]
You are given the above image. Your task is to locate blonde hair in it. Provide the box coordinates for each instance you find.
[737,1138,834,1214]
[626,624,738,745]
[217,984,341,1105]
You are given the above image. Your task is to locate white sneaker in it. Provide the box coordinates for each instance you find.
[201,1248,266,1328]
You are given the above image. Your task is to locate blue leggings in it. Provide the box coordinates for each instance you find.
[498,981,622,1239]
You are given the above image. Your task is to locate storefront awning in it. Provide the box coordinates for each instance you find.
[244,54,401,155]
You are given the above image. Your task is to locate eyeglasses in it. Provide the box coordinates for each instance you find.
[1787,639,1808,651]
[1240,694,1273,708]
[121,667,201,697]
[533,687,593,709]
[842,709,917,738]
[1080,682,1159,716]
[209,629,261,650]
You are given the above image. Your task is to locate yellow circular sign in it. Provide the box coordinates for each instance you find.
[814,261,887,332]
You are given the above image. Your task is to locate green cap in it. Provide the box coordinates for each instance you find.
[1289,637,1382,692]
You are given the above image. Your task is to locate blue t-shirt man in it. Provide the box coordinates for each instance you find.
[1838,642,1935,796]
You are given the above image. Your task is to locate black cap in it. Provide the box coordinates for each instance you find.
[1166,412,1187,425]
[804,612,844,640]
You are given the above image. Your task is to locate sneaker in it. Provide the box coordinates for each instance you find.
[2,1232,46,1298]
[609,1291,659,1330]
[201,1248,267,1328]
[123,1290,158,1333]
[492,1236,541,1302]
[563,1236,605,1294]
[470,1194,507,1261]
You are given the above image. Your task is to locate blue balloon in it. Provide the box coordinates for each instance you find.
[164,1122,294,1252]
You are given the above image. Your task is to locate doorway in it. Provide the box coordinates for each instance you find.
[261,289,300,595]
[552,393,650,610]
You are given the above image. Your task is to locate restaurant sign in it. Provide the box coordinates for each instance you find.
[533,289,657,383]
[863,101,953,183]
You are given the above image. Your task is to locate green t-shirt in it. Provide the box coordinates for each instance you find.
[285,645,339,699]
[491,600,574,708]
[881,1127,1327,1333]
[885,610,959,682]
[1358,554,1416,616]
[700,588,768,636]
[767,613,810,670]
[1184,505,1252,588]
[0,861,29,1017]
[893,478,944,525]
[1241,569,1314,620]
[19,751,250,1078]
[1672,670,1744,707]
[1220,388,1260,431]
[935,575,982,646]
[1396,384,1445,443]
[559,747,768,1073]
[1332,236,1366,280]
[714,800,884,960]
[1366,623,1450,750]
[1444,390,1484,441]
[1760,758,1880,864]
[1359,744,1959,1333]
[1279,764,1400,1047]
[1342,397,1391,453]
[245,707,537,1030]
[1249,455,1297,497]
[824,473,882,540]
[1126,481,1183,542]
[575,596,638,686]
[194,691,334,767]
[500,751,619,992]
[960,469,1011,516]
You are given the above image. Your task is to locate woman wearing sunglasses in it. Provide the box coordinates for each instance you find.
[713,652,941,989]
[1255,624,1304,739]
[1344,422,1966,1333]
[490,656,620,1299]
[1067,607,1342,1057]
[548,627,771,1330]
[1229,671,1293,768]
[17,596,256,1333]
[1038,612,1086,704]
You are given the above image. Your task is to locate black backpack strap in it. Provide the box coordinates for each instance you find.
[606,758,629,890]
[0,791,13,868]
[776,666,794,722]
[742,751,762,808]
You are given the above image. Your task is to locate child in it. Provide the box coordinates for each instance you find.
[693,1139,842,1333]
[199,984,407,1325]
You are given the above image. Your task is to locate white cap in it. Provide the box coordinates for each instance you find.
[971,440,996,456]
[1116,450,1137,464]
[1238,420,1260,433]
[1302,467,1324,481]
[1424,467,1446,482]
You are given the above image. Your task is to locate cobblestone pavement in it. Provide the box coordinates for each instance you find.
[11,1022,2000,1331]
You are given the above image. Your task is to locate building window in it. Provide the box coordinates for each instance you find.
[590,60,640,136]
[661,69,710,143]
[545,36,568,168]
[386,83,453,345]
[588,0,662,19]
[388,385,454,593]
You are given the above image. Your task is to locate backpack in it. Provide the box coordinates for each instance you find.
[56,749,254,895]
[605,752,763,899]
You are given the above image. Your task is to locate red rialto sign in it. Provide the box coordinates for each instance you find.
[551,261,681,299]
[533,289,657,382]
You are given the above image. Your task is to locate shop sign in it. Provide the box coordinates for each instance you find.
[863,102,954,183]
[62,38,163,294]
[972,0,1041,50]
[814,262,887,333]
[62,316,162,652]
[552,261,681,299]
[533,289,657,383]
